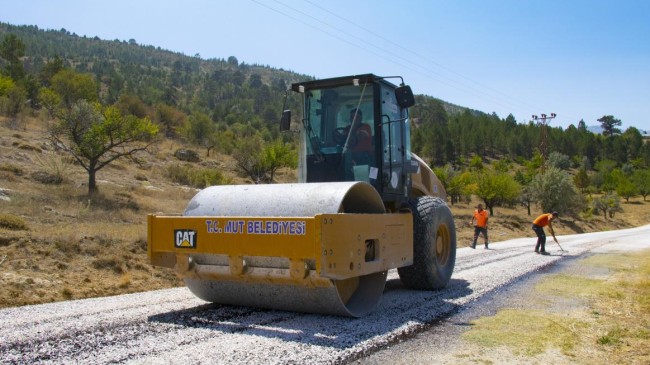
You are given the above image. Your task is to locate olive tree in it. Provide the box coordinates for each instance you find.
[530,167,582,215]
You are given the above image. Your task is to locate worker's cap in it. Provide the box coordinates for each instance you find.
[552,211,559,217]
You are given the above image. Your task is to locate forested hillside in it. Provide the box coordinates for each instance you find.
[1,21,649,217]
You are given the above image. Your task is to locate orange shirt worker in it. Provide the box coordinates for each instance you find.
[470,204,489,249]
[532,211,559,255]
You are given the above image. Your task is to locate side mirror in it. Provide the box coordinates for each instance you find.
[395,85,415,108]
[280,109,291,131]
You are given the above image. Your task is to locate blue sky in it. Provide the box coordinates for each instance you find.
[2,0,649,131]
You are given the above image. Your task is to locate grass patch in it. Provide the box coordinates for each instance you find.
[0,163,23,176]
[0,213,29,230]
[463,309,582,356]
[535,274,605,298]
[463,249,650,363]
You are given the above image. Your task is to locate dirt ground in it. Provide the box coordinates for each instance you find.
[1,116,649,310]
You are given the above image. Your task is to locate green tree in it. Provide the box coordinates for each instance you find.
[0,74,14,96]
[433,164,472,205]
[591,192,621,220]
[530,167,582,215]
[0,33,25,80]
[519,184,536,216]
[155,103,186,138]
[593,159,618,192]
[621,127,644,162]
[232,136,296,183]
[615,176,637,202]
[115,94,150,118]
[472,169,521,215]
[49,69,98,107]
[50,100,159,195]
[184,112,219,156]
[547,151,571,170]
[4,84,26,119]
[227,56,239,66]
[598,115,622,137]
[631,169,650,201]
[37,87,61,117]
[39,55,65,87]
[573,168,590,193]
[469,155,483,170]
[577,119,587,132]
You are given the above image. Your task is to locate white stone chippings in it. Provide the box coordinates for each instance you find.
[1,225,648,365]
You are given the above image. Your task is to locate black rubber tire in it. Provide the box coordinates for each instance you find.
[398,196,457,290]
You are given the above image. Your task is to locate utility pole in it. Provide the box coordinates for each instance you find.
[532,113,556,172]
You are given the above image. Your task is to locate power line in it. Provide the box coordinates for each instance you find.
[250,0,540,118]
[533,112,557,171]
[277,0,535,115]
[302,0,540,112]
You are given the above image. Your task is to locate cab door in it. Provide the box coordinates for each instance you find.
[379,83,409,202]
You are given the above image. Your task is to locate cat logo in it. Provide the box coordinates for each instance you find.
[174,229,197,248]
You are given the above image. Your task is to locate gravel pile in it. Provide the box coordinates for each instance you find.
[1,225,648,365]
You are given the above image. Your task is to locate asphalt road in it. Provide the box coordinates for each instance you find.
[1,225,648,365]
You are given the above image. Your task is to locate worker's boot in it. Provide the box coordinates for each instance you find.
[540,242,548,255]
[484,242,489,249]
[470,240,476,249]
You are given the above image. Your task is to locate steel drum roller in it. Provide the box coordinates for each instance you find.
[183,181,387,317]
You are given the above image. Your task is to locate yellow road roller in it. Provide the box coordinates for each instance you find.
[148,74,456,317]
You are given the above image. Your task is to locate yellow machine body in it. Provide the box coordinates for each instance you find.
[148,213,412,283]
[147,181,418,317]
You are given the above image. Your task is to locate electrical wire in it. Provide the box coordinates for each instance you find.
[250,0,541,118]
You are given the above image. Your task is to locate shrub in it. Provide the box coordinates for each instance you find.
[31,171,62,184]
[165,163,230,188]
[0,163,23,176]
[0,214,29,230]
[34,154,72,184]
[174,149,200,162]
[92,257,125,274]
